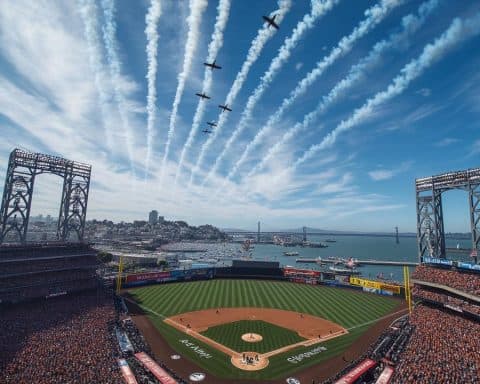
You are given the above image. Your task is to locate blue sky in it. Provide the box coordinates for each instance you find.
[0,0,479,231]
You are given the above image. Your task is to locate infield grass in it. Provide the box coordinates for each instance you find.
[128,279,400,380]
[202,320,305,354]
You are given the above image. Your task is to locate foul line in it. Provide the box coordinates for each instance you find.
[346,307,409,332]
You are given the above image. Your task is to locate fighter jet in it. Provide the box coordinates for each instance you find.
[263,14,279,29]
[206,121,217,127]
[202,129,212,134]
[218,104,232,112]
[196,92,211,100]
[204,60,221,70]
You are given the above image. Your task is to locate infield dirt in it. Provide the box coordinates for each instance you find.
[125,295,406,383]
[165,307,346,339]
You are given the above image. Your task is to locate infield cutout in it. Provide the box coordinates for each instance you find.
[164,307,348,371]
[241,333,263,343]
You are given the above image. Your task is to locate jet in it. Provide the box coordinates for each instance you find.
[204,60,221,70]
[196,92,211,100]
[218,104,232,112]
[207,121,217,127]
[263,14,279,29]
[202,129,212,134]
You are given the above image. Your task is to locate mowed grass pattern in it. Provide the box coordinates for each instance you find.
[129,279,400,380]
[202,320,305,354]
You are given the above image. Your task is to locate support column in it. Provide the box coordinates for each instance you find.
[433,190,446,258]
[57,165,73,241]
[0,152,36,244]
[57,168,90,242]
[469,183,480,263]
[417,193,434,261]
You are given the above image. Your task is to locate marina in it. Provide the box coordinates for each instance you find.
[295,258,418,267]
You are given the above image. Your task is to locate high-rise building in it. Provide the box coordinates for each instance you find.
[149,210,158,225]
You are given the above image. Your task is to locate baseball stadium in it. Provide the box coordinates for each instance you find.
[1,0,480,383]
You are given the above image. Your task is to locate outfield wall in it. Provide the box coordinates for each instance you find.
[122,264,403,297]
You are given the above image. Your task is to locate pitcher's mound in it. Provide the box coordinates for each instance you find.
[231,352,269,371]
[241,333,263,342]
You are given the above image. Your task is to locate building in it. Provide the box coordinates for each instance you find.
[149,210,158,225]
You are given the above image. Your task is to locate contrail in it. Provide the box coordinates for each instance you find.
[78,0,114,151]
[145,0,162,178]
[175,0,231,186]
[188,0,293,187]
[247,0,440,178]
[221,0,403,187]
[101,0,136,175]
[292,13,480,170]
[160,0,208,180]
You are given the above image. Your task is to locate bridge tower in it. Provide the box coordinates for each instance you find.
[416,167,480,263]
[303,226,307,242]
[257,221,261,243]
[0,148,91,244]
[395,226,399,244]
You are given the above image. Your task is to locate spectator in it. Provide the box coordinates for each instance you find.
[0,290,123,384]
[412,265,480,296]
[391,305,479,384]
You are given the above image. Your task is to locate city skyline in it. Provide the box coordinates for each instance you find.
[0,1,479,232]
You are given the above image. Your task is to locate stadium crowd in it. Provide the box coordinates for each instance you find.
[412,265,480,295]
[413,285,480,315]
[321,317,412,384]
[0,290,123,384]
[115,297,189,384]
[391,305,480,384]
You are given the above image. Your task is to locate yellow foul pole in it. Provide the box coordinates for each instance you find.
[403,266,412,314]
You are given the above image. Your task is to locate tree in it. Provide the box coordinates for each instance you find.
[97,251,113,264]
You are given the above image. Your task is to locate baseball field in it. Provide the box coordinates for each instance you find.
[127,279,402,381]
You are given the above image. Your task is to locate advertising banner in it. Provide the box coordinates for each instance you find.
[125,271,171,283]
[135,352,177,384]
[375,365,394,384]
[350,277,400,294]
[334,359,377,384]
[423,257,453,266]
[457,262,480,272]
[118,359,138,384]
[115,327,134,353]
[283,267,321,277]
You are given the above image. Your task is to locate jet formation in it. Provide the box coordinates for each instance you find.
[195,12,281,136]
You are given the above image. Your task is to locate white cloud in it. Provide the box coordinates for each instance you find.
[468,139,480,156]
[416,87,431,97]
[295,62,303,70]
[434,137,460,147]
[368,161,413,181]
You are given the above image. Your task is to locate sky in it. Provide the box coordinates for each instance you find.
[0,0,479,232]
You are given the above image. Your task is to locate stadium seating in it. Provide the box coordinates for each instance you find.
[0,243,99,302]
[412,264,480,296]
[391,305,479,384]
[412,285,480,315]
[0,290,123,384]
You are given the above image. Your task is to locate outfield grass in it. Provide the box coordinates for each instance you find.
[202,320,305,354]
[129,279,400,380]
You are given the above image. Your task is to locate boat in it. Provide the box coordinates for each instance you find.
[325,239,336,243]
[284,251,299,256]
[302,242,328,248]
